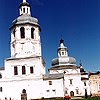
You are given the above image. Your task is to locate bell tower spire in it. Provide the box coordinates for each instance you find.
[10,0,41,58]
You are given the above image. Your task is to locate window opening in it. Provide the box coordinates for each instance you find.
[27,8,28,13]
[20,27,25,38]
[23,8,25,13]
[76,89,79,94]
[49,81,52,85]
[0,74,2,78]
[22,66,26,74]
[69,79,73,85]
[84,82,86,86]
[31,28,34,39]
[30,67,34,73]
[0,87,2,92]
[14,66,18,75]
[22,89,26,94]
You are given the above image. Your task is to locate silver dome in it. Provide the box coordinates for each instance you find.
[12,14,39,26]
[52,56,76,66]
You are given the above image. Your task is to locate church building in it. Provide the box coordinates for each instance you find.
[0,0,91,100]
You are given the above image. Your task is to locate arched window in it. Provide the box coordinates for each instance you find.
[23,8,25,13]
[27,8,28,13]
[31,28,34,39]
[20,27,25,38]
[22,89,26,94]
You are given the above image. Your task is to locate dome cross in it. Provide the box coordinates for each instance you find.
[23,0,26,2]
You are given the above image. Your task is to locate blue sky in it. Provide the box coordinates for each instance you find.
[0,0,100,72]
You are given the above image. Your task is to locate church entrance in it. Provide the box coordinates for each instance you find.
[70,91,74,97]
[21,89,27,100]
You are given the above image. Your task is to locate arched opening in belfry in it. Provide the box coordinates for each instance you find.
[31,28,34,39]
[20,27,25,38]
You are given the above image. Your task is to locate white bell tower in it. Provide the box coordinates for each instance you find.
[6,0,46,77]
[10,0,42,58]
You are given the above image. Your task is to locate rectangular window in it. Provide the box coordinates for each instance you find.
[98,83,100,90]
[76,89,79,94]
[14,66,18,75]
[23,8,25,13]
[0,74,2,78]
[30,67,34,73]
[69,79,73,85]
[46,90,49,92]
[65,90,68,94]
[0,87,2,92]
[49,81,52,85]
[22,66,26,74]
[84,82,86,86]
[52,89,56,95]
[46,90,50,96]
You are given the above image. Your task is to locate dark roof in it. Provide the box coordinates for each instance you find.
[81,77,89,80]
[89,71,100,76]
[43,73,64,80]
[19,2,30,8]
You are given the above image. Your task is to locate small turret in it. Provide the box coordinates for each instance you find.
[19,0,31,15]
[57,38,68,57]
[51,39,76,66]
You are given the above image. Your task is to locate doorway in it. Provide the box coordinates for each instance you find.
[21,89,27,100]
[70,91,74,97]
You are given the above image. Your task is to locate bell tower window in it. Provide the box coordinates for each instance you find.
[27,8,28,13]
[20,27,25,38]
[31,28,34,39]
[23,8,25,13]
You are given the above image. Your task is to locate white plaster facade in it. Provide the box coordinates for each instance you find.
[0,0,45,99]
[49,39,90,97]
[0,0,91,100]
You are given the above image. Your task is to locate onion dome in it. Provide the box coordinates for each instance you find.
[51,39,76,66]
[51,57,76,66]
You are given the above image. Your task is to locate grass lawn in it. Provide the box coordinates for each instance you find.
[72,97,100,100]
[44,97,100,100]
